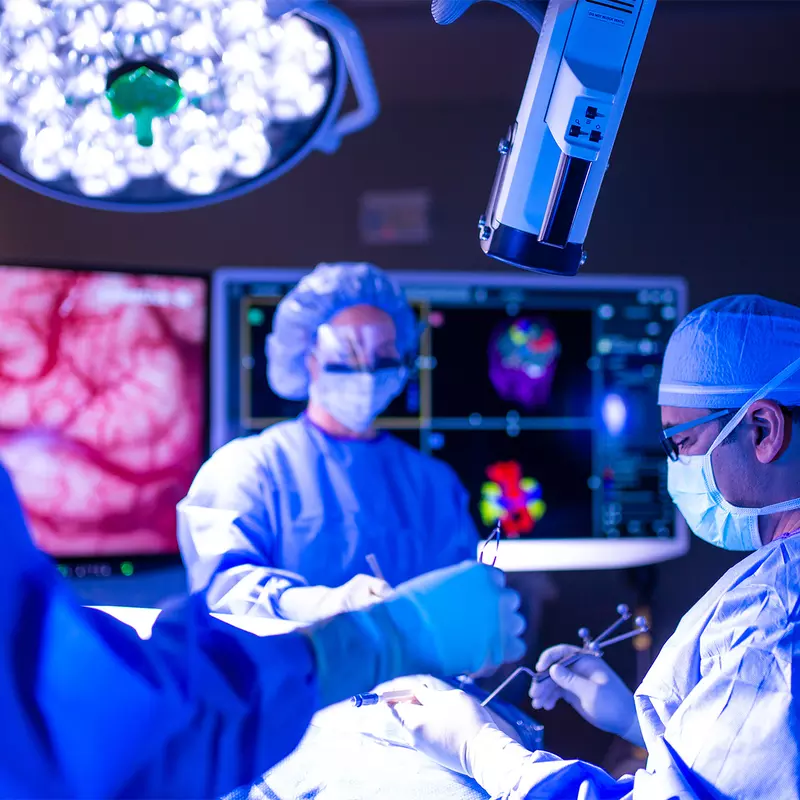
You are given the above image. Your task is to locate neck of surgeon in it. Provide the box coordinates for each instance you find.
[718,400,800,544]
[764,509,800,544]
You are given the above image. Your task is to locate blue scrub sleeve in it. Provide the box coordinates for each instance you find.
[0,463,320,799]
[178,439,306,618]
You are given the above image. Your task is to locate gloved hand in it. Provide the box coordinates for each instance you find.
[383,560,527,678]
[279,575,392,622]
[304,561,526,707]
[394,685,544,800]
[528,644,644,747]
[391,686,494,776]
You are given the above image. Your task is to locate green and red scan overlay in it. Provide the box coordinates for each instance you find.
[479,460,546,537]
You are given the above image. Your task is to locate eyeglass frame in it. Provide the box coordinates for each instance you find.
[320,356,412,374]
[659,409,731,461]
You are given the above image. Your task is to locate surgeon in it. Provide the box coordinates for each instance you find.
[179,263,479,622]
[392,295,800,799]
[0,461,525,797]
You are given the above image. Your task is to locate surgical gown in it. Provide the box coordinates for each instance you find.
[0,463,319,799]
[466,536,800,799]
[178,416,478,616]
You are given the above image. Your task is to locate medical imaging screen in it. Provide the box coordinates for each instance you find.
[0,266,208,560]
[219,274,682,543]
[430,308,593,418]
[429,429,593,540]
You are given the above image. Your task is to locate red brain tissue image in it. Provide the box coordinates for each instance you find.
[0,266,208,558]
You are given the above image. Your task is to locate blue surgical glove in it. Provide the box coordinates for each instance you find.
[528,644,644,747]
[305,561,526,707]
[383,560,526,677]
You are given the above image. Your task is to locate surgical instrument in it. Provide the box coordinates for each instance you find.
[531,604,649,685]
[481,667,536,707]
[479,520,502,567]
[480,604,649,707]
[351,689,418,707]
[366,553,387,583]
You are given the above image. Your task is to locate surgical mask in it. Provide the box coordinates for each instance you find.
[667,355,800,551]
[309,367,408,433]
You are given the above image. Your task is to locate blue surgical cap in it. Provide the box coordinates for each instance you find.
[659,294,800,409]
[267,263,418,400]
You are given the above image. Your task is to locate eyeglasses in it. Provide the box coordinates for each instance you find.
[659,409,731,461]
[314,323,410,374]
[322,356,409,374]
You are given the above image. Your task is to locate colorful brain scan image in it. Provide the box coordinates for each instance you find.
[479,460,547,537]
[488,317,561,408]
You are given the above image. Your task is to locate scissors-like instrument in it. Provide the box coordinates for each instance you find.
[478,520,502,567]
[480,604,650,706]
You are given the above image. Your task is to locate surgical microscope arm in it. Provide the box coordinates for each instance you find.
[433,0,657,276]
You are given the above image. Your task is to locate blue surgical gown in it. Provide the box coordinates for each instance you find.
[178,416,478,616]
[466,536,800,799]
[0,463,319,799]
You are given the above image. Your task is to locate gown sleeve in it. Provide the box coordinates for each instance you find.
[0,462,320,799]
[178,437,307,618]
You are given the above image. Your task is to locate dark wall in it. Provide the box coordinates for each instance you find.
[3,93,799,309]
[3,68,798,767]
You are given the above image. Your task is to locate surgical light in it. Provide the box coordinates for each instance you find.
[0,0,379,210]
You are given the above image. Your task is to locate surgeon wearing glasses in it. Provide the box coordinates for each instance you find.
[391,295,800,800]
[178,263,478,622]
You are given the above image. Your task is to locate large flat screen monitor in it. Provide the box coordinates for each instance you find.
[212,269,687,571]
[0,265,209,576]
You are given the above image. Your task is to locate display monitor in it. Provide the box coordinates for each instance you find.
[0,265,209,577]
[212,269,687,570]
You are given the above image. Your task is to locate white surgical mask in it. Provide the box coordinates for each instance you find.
[668,355,800,551]
[309,368,407,433]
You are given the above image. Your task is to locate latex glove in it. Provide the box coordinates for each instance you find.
[304,561,526,707]
[383,560,527,677]
[394,685,544,800]
[528,644,644,747]
[279,575,392,622]
[392,686,495,776]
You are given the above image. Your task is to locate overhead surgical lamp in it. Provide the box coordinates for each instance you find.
[0,0,378,210]
[433,0,657,276]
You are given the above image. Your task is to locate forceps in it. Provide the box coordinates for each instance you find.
[479,520,502,567]
[480,604,650,706]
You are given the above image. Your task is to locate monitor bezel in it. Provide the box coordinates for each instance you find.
[212,267,689,571]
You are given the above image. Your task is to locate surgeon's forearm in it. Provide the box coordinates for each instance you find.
[466,724,542,798]
[204,566,307,619]
[467,725,636,800]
